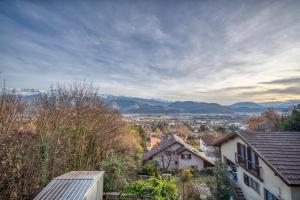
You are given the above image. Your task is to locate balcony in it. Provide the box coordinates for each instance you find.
[235,153,263,181]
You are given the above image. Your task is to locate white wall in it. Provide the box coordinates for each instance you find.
[152,143,182,170]
[200,139,207,152]
[85,174,104,200]
[221,137,296,200]
[151,143,206,171]
[178,150,204,171]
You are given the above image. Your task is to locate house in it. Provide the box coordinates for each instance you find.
[143,134,214,171]
[214,132,300,200]
[147,136,161,150]
[199,132,224,156]
[34,171,104,200]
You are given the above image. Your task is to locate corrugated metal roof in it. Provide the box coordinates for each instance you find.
[34,171,104,200]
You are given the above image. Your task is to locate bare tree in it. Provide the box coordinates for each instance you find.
[160,149,174,169]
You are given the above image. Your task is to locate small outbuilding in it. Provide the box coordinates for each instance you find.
[34,171,104,200]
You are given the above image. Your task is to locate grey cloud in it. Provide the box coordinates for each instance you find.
[259,77,300,85]
[0,0,300,103]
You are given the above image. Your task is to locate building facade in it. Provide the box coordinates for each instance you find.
[143,134,214,171]
[215,132,300,200]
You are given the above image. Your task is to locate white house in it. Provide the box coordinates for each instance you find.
[214,132,300,200]
[199,133,224,156]
[143,134,214,171]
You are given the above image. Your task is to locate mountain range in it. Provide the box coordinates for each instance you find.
[3,88,299,114]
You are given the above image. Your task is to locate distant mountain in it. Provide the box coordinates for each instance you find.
[229,102,265,112]
[259,100,300,110]
[3,88,299,114]
[168,101,234,114]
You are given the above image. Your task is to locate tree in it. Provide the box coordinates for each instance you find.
[180,168,193,199]
[209,161,232,200]
[160,149,174,169]
[0,83,140,199]
[0,94,27,134]
[247,109,282,132]
[100,153,137,192]
[124,177,179,200]
[281,104,300,131]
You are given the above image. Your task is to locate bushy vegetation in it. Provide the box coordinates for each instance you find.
[124,177,179,200]
[208,161,232,200]
[281,105,300,131]
[100,153,137,192]
[0,83,141,199]
[139,160,160,176]
[247,105,300,132]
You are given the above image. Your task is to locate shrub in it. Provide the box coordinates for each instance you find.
[100,153,137,192]
[208,161,232,200]
[124,177,179,200]
[140,161,159,176]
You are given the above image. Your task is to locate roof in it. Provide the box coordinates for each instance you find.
[143,134,214,165]
[34,171,104,200]
[218,131,300,186]
[212,133,237,146]
[200,132,226,146]
[150,137,161,148]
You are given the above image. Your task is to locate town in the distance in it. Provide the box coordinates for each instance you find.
[2,86,300,200]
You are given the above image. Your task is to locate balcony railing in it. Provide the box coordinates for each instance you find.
[235,153,263,181]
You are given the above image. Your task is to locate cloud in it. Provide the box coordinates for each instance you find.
[0,0,300,104]
[259,77,300,85]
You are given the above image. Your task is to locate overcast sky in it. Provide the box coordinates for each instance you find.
[0,0,299,104]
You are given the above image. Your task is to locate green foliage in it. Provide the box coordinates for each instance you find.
[208,161,232,200]
[100,153,137,192]
[124,177,179,200]
[180,168,193,199]
[197,168,214,177]
[281,105,300,131]
[199,125,209,132]
[140,161,159,176]
[180,168,193,183]
[151,125,158,132]
[134,125,148,152]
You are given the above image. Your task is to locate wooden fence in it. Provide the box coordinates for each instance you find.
[103,192,152,200]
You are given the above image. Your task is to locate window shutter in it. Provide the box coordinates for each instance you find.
[237,143,241,155]
[243,173,249,186]
[247,147,252,170]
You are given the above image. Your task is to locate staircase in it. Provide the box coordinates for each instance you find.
[232,183,246,200]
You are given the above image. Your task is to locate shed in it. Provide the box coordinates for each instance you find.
[34,171,105,200]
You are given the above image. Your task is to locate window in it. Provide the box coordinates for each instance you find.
[247,147,259,171]
[264,189,279,200]
[243,173,249,186]
[237,143,261,178]
[249,178,260,194]
[181,153,191,160]
[237,143,246,163]
[243,173,260,194]
[175,161,178,164]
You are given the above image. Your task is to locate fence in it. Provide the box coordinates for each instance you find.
[103,192,152,200]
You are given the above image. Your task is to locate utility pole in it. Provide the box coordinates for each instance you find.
[0,71,6,94]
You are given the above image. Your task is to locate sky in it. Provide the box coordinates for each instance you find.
[0,0,299,104]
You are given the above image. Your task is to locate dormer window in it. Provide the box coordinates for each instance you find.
[181,153,191,160]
